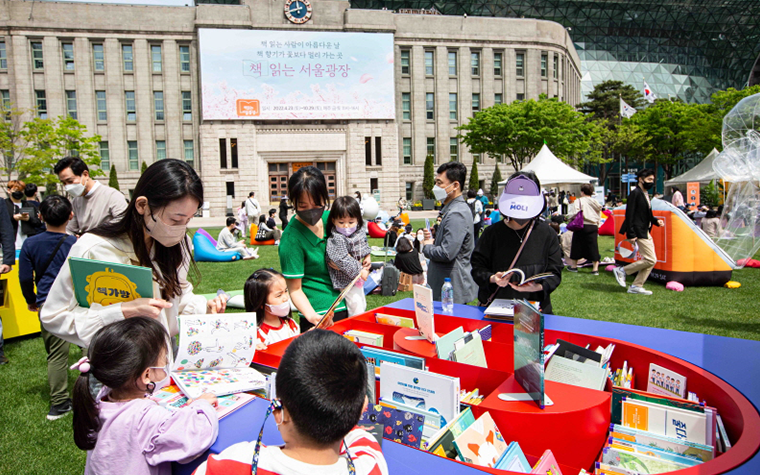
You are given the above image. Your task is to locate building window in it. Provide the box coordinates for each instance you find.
[154,91,164,121]
[495,93,503,105]
[516,93,525,101]
[370,178,378,193]
[516,52,524,77]
[219,138,227,169]
[448,51,457,76]
[473,153,481,164]
[402,92,411,120]
[1,90,10,111]
[427,137,435,161]
[375,137,382,166]
[424,50,434,76]
[182,91,192,121]
[122,44,133,72]
[62,43,75,71]
[400,50,410,75]
[128,141,138,170]
[541,53,548,77]
[553,54,558,79]
[184,140,194,166]
[99,141,110,171]
[0,42,6,70]
[179,45,190,72]
[494,52,502,77]
[66,90,77,119]
[403,137,412,165]
[35,90,47,118]
[96,91,107,121]
[156,140,166,160]
[450,138,458,161]
[230,138,238,168]
[449,93,457,121]
[151,45,162,73]
[426,93,434,120]
[31,41,44,70]
[92,44,104,72]
[472,93,480,112]
[364,137,372,166]
[125,91,136,122]
[405,182,413,201]
[226,182,235,198]
[471,51,480,76]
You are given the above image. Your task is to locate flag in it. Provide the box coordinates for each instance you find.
[620,97,637,119]
[643,81,656,103]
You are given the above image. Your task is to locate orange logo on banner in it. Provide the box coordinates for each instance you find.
[236,99,260,117]
[686,182,700,211]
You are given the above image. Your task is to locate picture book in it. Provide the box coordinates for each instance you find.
[379,398,443,441]
[610,424,714,462]
[451,332,487,368]
[497,268,555,286]
[149,384,256,419]
[601,447,694,474]
[610,386,704,426]
[494,441,531,472]
[478,324,492,342]
[413,284,435,342]
[69,257,154,308]
[513,300,546,409]
[646,363,687,398]
[343,329,384,346]
[379,362,460,426]
[428,428,458,459]
[426,407,476,458]
[484,299,516,319]
[315,273,363,329]
[594,461,642,475]
[621,397,708,445]
[531,449,562,475]
[607,438,703,467]
[360,347,425,379]
[435,327,465,360]
[554,339,603,366]
[545,354,608,391]
[375,313,415,328]
[172,313,266,399]
[359,403,425,448]
[452,412,508,468]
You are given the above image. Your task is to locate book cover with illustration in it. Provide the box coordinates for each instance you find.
[69,257,154,308]
[513,300,546,409]
[375,313,415,328]
[426,407,476,460]
[494,441,531,472]
[609,424,714,462]
[379,362,460,426]
[601,447,693,474]
[149,384,255,419]
[452,411,508,468]
[413,284,435,342]
[361,347,425,379]
[646,363,687,398]
[359,404,425,448]
[531,449,562,474]
[172,313,266,398]
[621,397,708,445]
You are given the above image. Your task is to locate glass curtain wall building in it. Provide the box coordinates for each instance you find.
[350,0,760,103]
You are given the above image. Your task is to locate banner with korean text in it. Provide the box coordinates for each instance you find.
[198,28,395,120]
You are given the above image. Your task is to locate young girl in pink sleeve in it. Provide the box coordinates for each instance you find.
[72,317,220,475]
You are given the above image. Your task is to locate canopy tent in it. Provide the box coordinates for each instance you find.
[664,148,720,186]
[498,144,597,186]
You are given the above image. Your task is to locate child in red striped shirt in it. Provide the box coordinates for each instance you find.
[193,330,388,475]
[244,268,299,350]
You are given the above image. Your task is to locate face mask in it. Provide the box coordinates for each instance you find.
[148,363,171,393]
[65,182,86,198]
[432,183,453,201]
[336,225,357,236]
[146,212,187,248]
[508,217,532,227]
[296,207,324,226]
[266,301,291,317]
[642,181,655,190]
[416,232,424,241]
[11,191,23,200]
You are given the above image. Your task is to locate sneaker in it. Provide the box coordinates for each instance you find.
[613,267,627,288]
[627,285,653,295]
[0,355,8,365]
[47,399,72,421]
[566,267,578,273]
[591,271,599,276]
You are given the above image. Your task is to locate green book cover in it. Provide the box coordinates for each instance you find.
[69,257,154,308]
[611,387,704,425]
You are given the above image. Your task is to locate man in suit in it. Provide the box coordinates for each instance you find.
[614,168,664,295]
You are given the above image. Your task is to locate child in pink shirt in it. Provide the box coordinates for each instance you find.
[72,317,219,475]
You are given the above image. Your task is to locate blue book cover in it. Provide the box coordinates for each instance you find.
[359,403,425,448]
[494,441,531,472]
[379,397,444,441]
[361,347,425,379]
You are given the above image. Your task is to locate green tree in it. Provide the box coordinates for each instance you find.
[468,159,479,191]
[422,154,435,199]
[458,95,600,172]
[0,105,34,184]
[579,80,645,121]
[109,165,120,191]
[490,163,502,198]
[704,85,760,145]
[141,161,148,175]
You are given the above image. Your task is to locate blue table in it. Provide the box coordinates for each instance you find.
[175,300,760,475]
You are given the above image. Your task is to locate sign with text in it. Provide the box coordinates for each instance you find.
[199,28,395,120]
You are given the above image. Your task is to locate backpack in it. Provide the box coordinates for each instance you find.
[467,200,477,220]
[381,264,400,296]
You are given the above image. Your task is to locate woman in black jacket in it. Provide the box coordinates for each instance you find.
[6,180,43,249]
[279,196,292,230]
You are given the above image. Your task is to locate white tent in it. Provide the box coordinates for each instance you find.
[664,148,720,186]
[498,144,597,186]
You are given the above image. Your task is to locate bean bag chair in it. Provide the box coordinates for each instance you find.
[598,210,615,236]
[368,221,387,239]
[193,229,241,262]
[398,213,410,226]
[248,223,276,246]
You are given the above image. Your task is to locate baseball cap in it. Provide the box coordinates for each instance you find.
[499,174,545,219]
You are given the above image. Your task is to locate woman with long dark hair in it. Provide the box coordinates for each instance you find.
[41,160,227,347]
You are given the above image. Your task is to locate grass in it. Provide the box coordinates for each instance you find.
[1,221,758,474]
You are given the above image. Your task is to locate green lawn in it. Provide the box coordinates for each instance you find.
[1,221,758,474]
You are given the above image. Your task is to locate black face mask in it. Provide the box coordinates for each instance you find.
[642,181,655,190]
[11,191,23,200]
[510,217,532,227]
[296,207,324,226]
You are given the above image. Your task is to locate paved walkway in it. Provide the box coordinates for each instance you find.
[191,210,441,228]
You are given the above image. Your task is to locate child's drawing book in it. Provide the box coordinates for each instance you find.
[646,362,687,399]
[531,449,563,474]
[452,411,508,468]
[172,313,266,399]
[149,384,255,419]
[69,257,153,308]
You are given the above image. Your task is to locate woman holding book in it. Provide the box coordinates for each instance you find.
[41,160,228,348]
[470,171,563,314]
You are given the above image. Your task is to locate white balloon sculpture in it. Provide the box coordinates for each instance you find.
[361,196,380,221]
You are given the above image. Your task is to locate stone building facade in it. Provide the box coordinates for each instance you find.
[0,0,580,215]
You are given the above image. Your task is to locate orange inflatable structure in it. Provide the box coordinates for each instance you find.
[613,199,734,286]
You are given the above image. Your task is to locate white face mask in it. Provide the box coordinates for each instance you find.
[432,183,454,202]
[65,180,86,198]
[148,363,171,393]
[416,232,424,241]
[266,301,291,317]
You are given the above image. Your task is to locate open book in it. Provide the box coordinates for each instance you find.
[172,313,266,399]
[496,268,554,286]
[315,272,363,329]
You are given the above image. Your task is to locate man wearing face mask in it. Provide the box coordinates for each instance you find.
[613,168,664,295]
[421,162,477,304]
[54,157,127,236]
[470,171,563,313]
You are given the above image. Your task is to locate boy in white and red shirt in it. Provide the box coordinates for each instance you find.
[193,330,388,475]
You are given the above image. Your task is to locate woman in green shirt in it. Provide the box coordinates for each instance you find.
[279,166,371,331]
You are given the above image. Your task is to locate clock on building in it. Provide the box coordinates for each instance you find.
[284,0,312,24]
